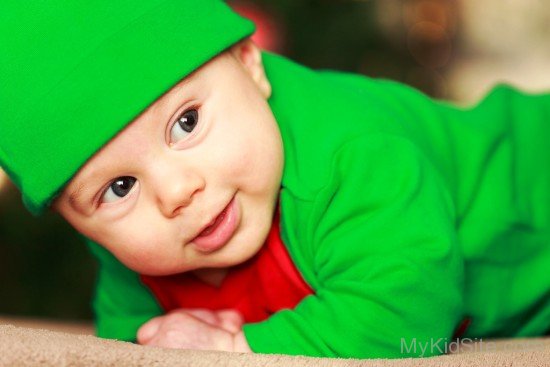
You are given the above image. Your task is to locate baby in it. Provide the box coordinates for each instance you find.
[1,0,549,359]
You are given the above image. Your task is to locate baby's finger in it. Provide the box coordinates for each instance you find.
[136,317,163,344]
[145,331,190,350]
[181,308,222,327]
[216,309,244,334]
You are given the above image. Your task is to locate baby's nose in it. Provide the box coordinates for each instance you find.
[153,167,205,218]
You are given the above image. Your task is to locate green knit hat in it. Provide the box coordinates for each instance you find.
[0,0,254,215]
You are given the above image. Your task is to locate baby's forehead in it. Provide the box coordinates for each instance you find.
[144,70,199,115]
[105,70,203,141]
[134,52,238,121]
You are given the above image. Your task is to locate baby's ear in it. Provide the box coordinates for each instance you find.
[230,39,272,99]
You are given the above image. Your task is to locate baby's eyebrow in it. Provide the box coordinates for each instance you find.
[68,181,89,208]
[147,72,197,115]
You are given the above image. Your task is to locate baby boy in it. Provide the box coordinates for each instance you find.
[1,0,549,359]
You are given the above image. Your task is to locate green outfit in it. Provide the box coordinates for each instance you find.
[86,52,550,358]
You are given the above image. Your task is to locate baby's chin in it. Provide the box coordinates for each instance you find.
[123,238,266,277]
[191,230,268,270]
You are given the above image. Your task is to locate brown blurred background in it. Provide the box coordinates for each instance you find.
[1,0,549,324]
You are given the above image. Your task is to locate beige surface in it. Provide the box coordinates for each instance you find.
[0,323,549,367]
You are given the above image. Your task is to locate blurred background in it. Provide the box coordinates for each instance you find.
[1,0,549,325]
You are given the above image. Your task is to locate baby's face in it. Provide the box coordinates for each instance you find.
[54,41,284,276]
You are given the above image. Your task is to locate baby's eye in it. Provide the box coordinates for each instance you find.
[170,109,199,143]
[102,176,137,203]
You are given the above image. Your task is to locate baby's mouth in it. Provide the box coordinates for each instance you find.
[190,196,239,253]
[197,206,229,237]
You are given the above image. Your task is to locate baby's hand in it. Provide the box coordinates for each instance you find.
[137,308,251,353]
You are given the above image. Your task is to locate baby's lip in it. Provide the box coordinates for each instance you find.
[190,196,234,242]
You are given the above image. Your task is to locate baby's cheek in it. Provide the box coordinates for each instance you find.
[229,138,282,192]
[209,140,248,179]
[102,227,170,274]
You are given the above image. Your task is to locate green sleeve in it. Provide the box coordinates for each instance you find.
[85,239,163,341]
[243,134,464,358]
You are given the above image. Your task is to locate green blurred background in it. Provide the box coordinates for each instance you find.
[1,0,549,323]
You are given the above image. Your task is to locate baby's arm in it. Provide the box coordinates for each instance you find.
[87,238,252,352]
[243,134,464,358]
[85,240,164,341]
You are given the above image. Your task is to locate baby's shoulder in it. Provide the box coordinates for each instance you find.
[263,53,412,198]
